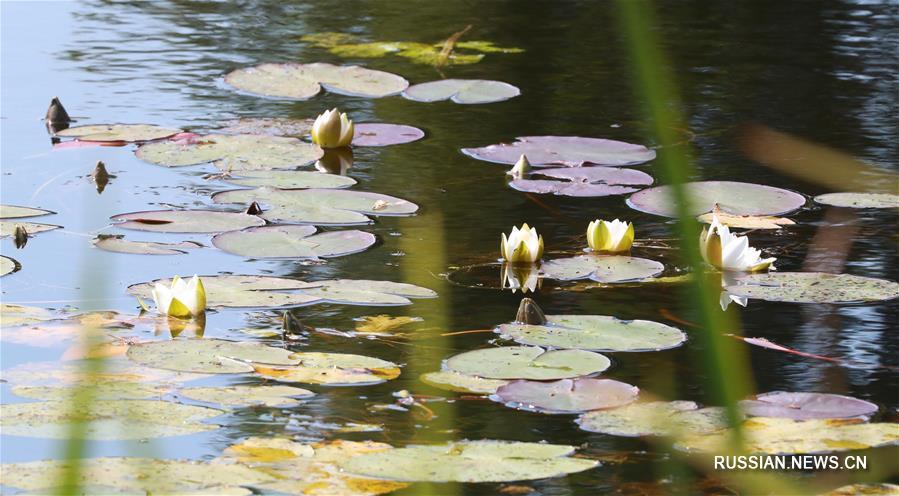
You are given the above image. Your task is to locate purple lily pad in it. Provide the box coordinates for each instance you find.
[510,166,654,197]
[492,378,639,414]
[462,136,656,167]
[352,123,425,147]
[627,181,806,217]
[740,391,878,420]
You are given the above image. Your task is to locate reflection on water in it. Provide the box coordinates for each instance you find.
[1,0,897,493]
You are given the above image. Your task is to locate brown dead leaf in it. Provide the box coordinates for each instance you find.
[354,315,422,335]
[698,204,794,230]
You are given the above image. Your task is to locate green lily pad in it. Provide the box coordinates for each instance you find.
[222,170,356,189]
[110,209,265,233]
[93,236,202,255]
[212,225,376,259]
[443,346,610,380]
[253,352,401,385]
[814,192,899,209]
[0,304,54,327]
[136,134,324,171]
[178,385,314,408]
[420,371,509,395]
[627,181,807,217]
[0,399,223,440]
[212,187,419,225]
[219,117,315,137]
[341,440,598,483]
[127,339,299,374]
[494,378,639,414]
[402,79,520,104]
[11,383,171,401]
[224,62,409,100]
[0,457,273,494]
[310,279,437,299]
[725,272,899,303]
[540,255,664,283]
[0,221,61,238]
[497,315,686,352]
[576,401,728,437]
[56,124,183,142]
[1,255,20,276]
[0,204,54,219]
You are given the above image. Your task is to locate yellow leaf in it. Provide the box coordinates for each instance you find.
[354,315,421,335]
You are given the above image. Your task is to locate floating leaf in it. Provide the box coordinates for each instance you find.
[403,79,520,104]
[0,359,208,387]
[11,383,171,401]
[0,399,223,440]
[0,304,54,327]
[254,352,400,385]
[136,134,324,171]
[212,225,376,259]
[443,346,610,380]
[540,255,664,283]
[355,315,422,335]
[0,204,54,219]
[1,255,20,276]
[510,166,653,197]
[212,187,418,225]
[697,210,795,230]
[0,221,61,238]
[577,401,727,437]
[56,124,183,142]
[627,181,806,217]
[676,417,899,454]
[127,338,298,374]
[219,117,315,137]
[740,391,878,420]
[111,209,265,233]
[178,385,314,408]
[222,170,356,189]
[497,314,686,352]
[420,371,509,394]
[353,123,425,146]
[493,378,638,414]
[224,62,409,100]
[724,272,899,303]
[462,136,656,167]
[342,440,598,483]
[813,192,899,209]
[93,236,202,255]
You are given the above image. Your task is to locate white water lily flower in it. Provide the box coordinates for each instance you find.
[506,154,531,179]
[700,216,776,272]
[587,219,634,253]
[311,108,354,148]
[151,275,206,319]
[502,263,540,293]
[501,223,544,263]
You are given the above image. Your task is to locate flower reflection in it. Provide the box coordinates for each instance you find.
[502,263,541,293]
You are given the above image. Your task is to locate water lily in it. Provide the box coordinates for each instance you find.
[700,216,776,272]
[587,219,634,253]
[506,154,531,179]
[311,108,354,148]
[501,223,544,263]
[151,275,206,319]
[502,263,540,293]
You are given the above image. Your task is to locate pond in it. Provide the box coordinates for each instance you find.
[1,1,897,494]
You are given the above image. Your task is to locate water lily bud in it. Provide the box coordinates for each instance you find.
[245,201,263,216]
[501,223,544,263]
[311,108,354,148]
[507,154,531,178]
[13,224,28,249]
[151,275,207,319]
[92,161,110,194]
[282,311,306,341]
[45,97,71,124]
[515,297,547,325]
[587,219,634,253]
[699,215,776,272]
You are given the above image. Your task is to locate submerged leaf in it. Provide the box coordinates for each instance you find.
[355,315,422,335]
[224,62,409,100]
[463,136,656,167]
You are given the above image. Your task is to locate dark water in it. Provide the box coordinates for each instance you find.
[1,1,897,494]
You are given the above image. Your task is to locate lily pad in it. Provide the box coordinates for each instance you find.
[676,417,899,455]
[420,371,509,395]
[0,304,54,327]
[212,187,418,225]
[93,236,202,255]
[212,225,376,259]
[814,192,899,209]
[254,352,401,385]
[497,314,686,352]
[110,209,265,233]
[11,383,171,401]
[443,346,610,380]
[403,79,520,104]
[341,440,598,483]
[0,221,61,238]
[136,134,324,171]
[219,117,315,137]
[0,399,223,440]
[494,378,638,414]
[56,124,183,142]
[724,272,899,303]
[224,62,409,100]
[178,385,314,408]
[0,360,209,387]
[353,123,425,146]
[126,339,299,374]
[222,170,356,189]
[0,204,54,219]
[627,181,806,217]
[540,255,664,283]
[462,136,656,167]
[740,391,879,420]
[1,255,20,276]
[576,401,728,437]
[511,167,653,197]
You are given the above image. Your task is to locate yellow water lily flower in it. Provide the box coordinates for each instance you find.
[151,275,206,319]
[311,108,354,148]
[501,223,544,263]
[587,219,634,253]
[700,216,776,272]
